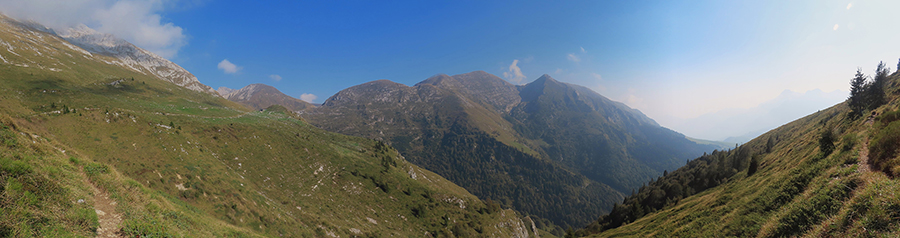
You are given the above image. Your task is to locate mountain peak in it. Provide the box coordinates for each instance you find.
[419,71,520,112]
[217,87,237,97]
[416,74,457,88]
[365,79,408,89]
[223,83,313,111]
[535,74,559,84]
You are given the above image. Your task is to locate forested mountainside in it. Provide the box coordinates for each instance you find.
[0,14,543,237]
[302,71,718,229]
[580,61,900,237]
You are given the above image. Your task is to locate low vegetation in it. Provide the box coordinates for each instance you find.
[580,61,900,237]
[0,22,544,237]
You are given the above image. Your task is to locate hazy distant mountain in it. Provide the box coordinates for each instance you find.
[304,71,717,228]
[220,84,314,112]
[217,86,237,97]
[508,75,716,192]
[668,89,847,141]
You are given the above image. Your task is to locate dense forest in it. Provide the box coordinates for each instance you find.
[403,122,623,231]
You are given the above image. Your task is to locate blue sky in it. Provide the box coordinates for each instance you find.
[3,0,900,140]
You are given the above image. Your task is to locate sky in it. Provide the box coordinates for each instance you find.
[2,0,900,140]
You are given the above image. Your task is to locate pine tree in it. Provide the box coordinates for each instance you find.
[848,68,867,117]
[867,62,890,110]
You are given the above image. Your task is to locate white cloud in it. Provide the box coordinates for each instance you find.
[567,53,581,63]
[502,59,527,84]
[554,68,564,75]
[217,59,241,74]
[590,72,602,81]
[847,2,853,10]
[580,47,586,53]
[833,24,839,30]
[269,74,282,82]
[300,93,317,103]
[0,0,188,58]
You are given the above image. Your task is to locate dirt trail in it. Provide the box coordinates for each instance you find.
[85,177,123,238]
[858,113,877,173]
[858,137,873,173]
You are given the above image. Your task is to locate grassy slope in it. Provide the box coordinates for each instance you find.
[0,18,541,237]
[591,72,900,237]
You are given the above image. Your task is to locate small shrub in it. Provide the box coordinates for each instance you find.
[748,155,760,176]
[841,134,856,152]
[819,129,835,155]
[877,110,900,124]
[67,206,99,232]
[84,163,109,176]
[869,121,900,175]
[121,216,173,238]
[0,126,16,147]
[0,158,33,176]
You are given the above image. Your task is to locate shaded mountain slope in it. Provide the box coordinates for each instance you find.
[509,75,716,192]
[305,75,620,230]
[304,71,716,229]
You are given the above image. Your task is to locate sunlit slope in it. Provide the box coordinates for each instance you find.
[585,70,900,237]
[0,16,541,237]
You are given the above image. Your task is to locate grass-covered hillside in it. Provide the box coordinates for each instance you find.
[579,63,900,237]
[0,14,543,237]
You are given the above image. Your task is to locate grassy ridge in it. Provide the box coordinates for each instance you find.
[584,71,900,237]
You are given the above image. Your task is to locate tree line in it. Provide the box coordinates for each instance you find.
[849,60,897,117]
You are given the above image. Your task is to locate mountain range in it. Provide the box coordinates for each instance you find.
[0,14,542,237]
[5,10,898,238]
[296,71,719,228]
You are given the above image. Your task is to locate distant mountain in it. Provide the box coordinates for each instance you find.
[303,71,718,228]
[508,74,716,192]
[667,89,847,141]
[0,14,541,237]
[217,86,237,97]
[219,84,314,112]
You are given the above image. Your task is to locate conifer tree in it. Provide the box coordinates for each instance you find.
[848,68,867,117]
[867,62,890,109]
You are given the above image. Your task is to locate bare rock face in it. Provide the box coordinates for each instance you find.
[217,87,237,98]
[56,24,218,95]
[221,84,314,112]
